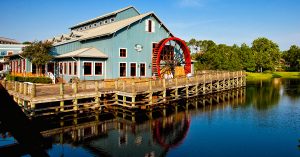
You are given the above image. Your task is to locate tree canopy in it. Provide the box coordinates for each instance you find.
[189,37,285,72]
[282,45,300,71]
[22,41,53,74]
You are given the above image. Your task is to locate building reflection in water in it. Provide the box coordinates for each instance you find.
[0,88,246,156]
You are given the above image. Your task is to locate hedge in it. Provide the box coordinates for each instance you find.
[6,75,52,84]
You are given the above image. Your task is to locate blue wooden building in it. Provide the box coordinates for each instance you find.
[45,6,173,82]
[0,37,27,73]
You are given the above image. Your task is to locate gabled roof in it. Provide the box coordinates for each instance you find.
[53,12,173,46]
[0,37,20,44]
[70,6,140,29]
[80,12,173,41]
[55,47,108,58]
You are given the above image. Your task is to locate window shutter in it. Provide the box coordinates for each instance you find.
[145,19,149,32]
[152,20,155,32]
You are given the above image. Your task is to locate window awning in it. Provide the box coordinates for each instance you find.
[55,47,108,59]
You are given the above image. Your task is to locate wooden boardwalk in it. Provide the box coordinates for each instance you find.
[1,71,246,116]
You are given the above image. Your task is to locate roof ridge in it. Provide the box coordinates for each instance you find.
[70,6,139,29]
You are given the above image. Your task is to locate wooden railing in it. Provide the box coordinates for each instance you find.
[1,71,246,98]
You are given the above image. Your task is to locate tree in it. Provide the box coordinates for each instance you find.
[22,41,53,75]
[282,45,300,71]
[251,37,280,72]
[239,43,256,72]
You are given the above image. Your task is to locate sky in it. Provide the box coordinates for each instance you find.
[0,0,299,50]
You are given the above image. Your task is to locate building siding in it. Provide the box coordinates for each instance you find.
[115,7,140,22]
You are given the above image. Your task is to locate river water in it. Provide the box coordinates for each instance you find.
[1,78,300,157]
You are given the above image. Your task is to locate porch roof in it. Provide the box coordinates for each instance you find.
[55,47,108,59]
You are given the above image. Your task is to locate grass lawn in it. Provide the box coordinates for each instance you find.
[246,72,300,81]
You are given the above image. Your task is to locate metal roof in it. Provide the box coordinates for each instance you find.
[53,12,173,46]
[55,47,108,58]
[70,6,139,29]
[0,37,20,44]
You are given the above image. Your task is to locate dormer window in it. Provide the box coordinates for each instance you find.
[104,20,108,24]
[145,19,155,33]
[94,23,97,27]
[111,18,115,22]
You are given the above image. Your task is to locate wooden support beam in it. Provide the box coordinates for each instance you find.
[60,101,64,112]
[185,77,189,98]
[132,96,136,107]
[73,99,78,111]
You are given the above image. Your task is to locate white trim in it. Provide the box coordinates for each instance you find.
[119,62,127,78]
[63,62,67,75]
[30,61,33,73]
[104,60,107,79]
[119,48,127,58]
[68,61,72,75]
[139,62,146,77]
[73,61,78,76]
[78,58,81,77]
[94,61,104,76]
[129,62,137,77]
[83,61,93,76]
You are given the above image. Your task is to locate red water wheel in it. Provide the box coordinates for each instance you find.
[152,37,191,78]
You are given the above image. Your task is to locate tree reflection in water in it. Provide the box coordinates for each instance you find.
[245,79,281,110]
[283,79,300,100]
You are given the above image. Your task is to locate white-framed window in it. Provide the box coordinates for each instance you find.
[94,62,103,76]
[73,62,77,75]
[139,63,146,77]
[83,62,92,76]
[68,62,72,75]
[119,48,127,58]
[130,62,137,77]
[7,51,13,56]
[64,62,67,75]
[145,19,155,33]
[59,62,63,75]
[119,62,127,77]
[104,20,108,24]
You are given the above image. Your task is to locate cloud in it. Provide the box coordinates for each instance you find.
[178,0,204,7]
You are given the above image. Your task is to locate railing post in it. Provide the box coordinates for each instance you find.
[73,82,78,94]
[23,83,27,95]
[132,81,136,93]
[31,83,36,98]
[149,80,152,91]
[115,80,118,90]
[185,77,189,98]
[122,81,125,91]
[95,81,99,92]
[14,81,18,92]
[19,82,23,94]
[60,83,64,96]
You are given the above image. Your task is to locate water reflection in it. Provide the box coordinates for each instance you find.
[246,79,281,110]
[2,79,300,157]
[282,79,300,100]
[18,89,242,157]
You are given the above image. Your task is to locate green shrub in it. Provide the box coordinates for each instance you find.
[6,75,52,84]
[263,70,273,74]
